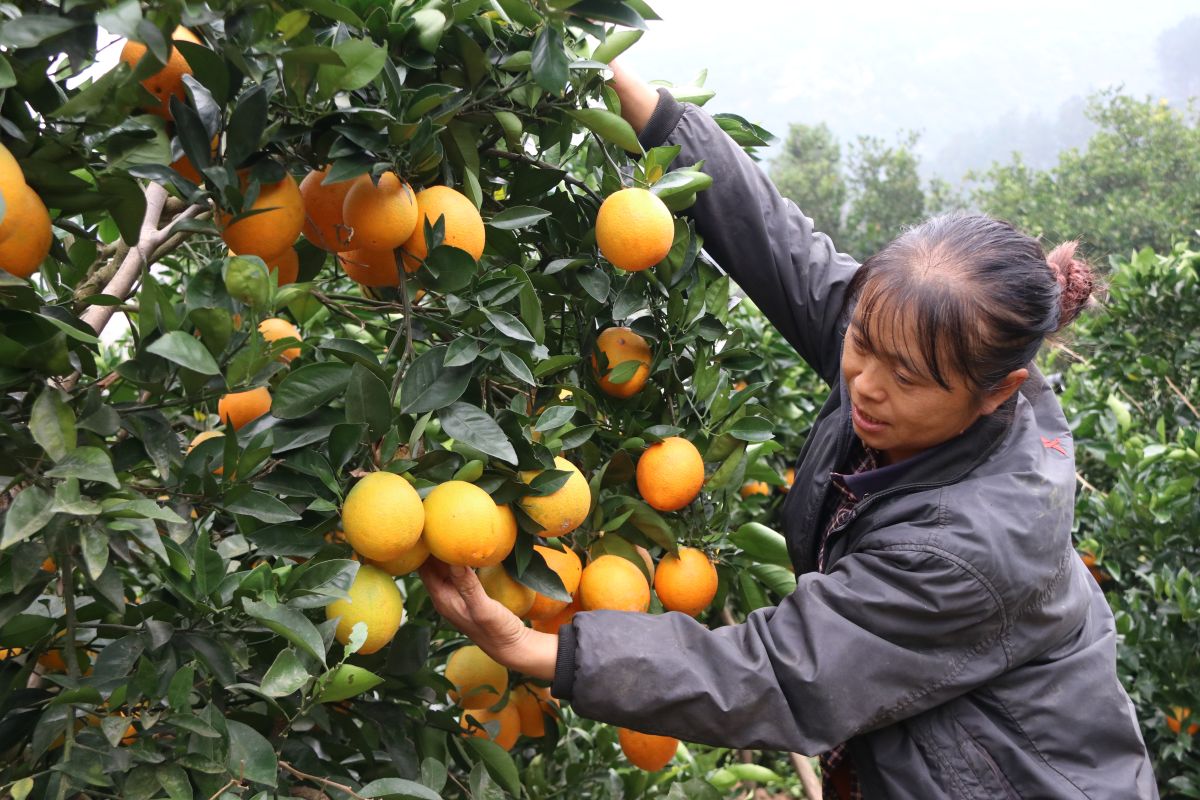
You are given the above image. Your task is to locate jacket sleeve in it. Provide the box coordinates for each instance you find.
[552,542,1009,755]
[640,90,861,385]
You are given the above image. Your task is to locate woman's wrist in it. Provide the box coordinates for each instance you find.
[607,61,660,134]
[496,627,558,682]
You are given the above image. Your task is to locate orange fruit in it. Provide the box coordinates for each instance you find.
[400,185,486,270]
[299,167,356,252]
[461,702,521,751]
[423,481,512,567]
[342,471,425,562]
[258,318,302,361]
[618,727,678,771]
[512,684,558,738]
[1167,706,1199,736]
[779,467,795,493]
[341,172,418,251]
[518,456,591,538]
[494,503,519,556]
[733,379,748,391]
[338,247,407,286]
[0,183,53,278]
[265,246,299,285]
[325,563,404,655]
[526,545,583,621]
[41,556,56,572]
[0,647,24,659]
[187,430,225,475]
[636,437,704,512]
[739,480,770,498]
[593,327,652,399]
[446,644,509,709]
[654,547,718,617]
[169,134,219,184]
[479,563,536,617]
[119,26,202,119]
[366,536,430,576]
[531,594,581,634]
[595,188,674,272]
[0,142,23,190]
[579,555,650,613]
[220,172,305,261]
[217,386,272,430]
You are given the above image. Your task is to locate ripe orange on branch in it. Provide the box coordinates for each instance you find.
[618,727,679,771]
[479,563,536,617]
[400,185,486,270]
[217,386,272,430]
[1167,706,1199,736]
[636,437,705,512]
[119,26,201,119]
[187,430,225,475]
[325,563,404,655]
[461,703,521,751]
[423,481,511,567]
[341,471,425,561]
[593,327,652,399]
[299,167,356,252]
[219,173,305,261]
[526,544,583,621]
[579,554,650,613]
[338,247,408,286]
[654,547,718,617]
[257,318,302,361]
[0,183,53,278]
[366,536,430,576]
[739,480,770,498]
[518,456,592,538]
[595,187,674,272]
[513,683,559,738]
[446,644,509,709]
[341,171,418,251]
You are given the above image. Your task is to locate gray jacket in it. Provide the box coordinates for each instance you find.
[551,90,1157,798]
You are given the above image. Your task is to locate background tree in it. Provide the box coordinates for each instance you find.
[768,122,845,245]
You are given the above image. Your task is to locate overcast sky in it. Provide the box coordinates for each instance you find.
[621,1,1197,181]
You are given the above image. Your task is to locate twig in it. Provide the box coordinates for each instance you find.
[1164,375,1199,419]
[789,752,823,800]
[279,762,368,800]
[74,240,131,303]
[483,147,603,203]
[1076,471,1105,496]
[205,777,243,800]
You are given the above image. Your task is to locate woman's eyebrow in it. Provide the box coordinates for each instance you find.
[848,322,922,374]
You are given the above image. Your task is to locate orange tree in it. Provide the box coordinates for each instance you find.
[0,1,816,798]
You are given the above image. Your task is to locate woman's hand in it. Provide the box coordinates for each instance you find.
[419,558,559,681]
[606,59,661,134]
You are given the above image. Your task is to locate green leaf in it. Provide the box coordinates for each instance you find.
[424,245,478,292]
[411,8,446,53]
[399,346,474,414]
[318,38,386,97]
[316,663,384,703]
[535,405,575,431]
[726,416,775,443]
[487,206,551,230]
[566,108,641,154]
[465,738,521,796]
[605,359,643,385]
[273,362,353,418]
[1,486,54,549]
[146,331,221,375]
[592,29,644,63]
[731,522,792,568]
[531,25,569,95]
[0,15,82,48]
[45,447,120,488]
[439,402,518,465]
[482,309,535,342]
[224,84,269,168]
[243,599,326,665]
[566,0,647,29]
[345,363,391,439]
[155,764,191,800]
[261,649,310,697]
[225,719,278,787]
[359,778,443,800]
[30,388,76,460]
[295,0,364,26]
[223,490,302,523]
[749,563,797,597]
[500,351,536,386]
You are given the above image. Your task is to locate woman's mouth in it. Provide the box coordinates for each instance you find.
[852,405,888,433]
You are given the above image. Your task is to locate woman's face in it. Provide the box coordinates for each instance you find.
[840,312,989,465]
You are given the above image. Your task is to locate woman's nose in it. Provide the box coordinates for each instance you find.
[855,359,887,400]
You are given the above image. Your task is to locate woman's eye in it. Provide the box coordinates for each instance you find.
[893,370,912,386]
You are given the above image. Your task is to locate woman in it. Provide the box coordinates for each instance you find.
[421,63,1157,798]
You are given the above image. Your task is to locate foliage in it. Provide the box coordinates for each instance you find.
[970,91,1200,259]
[1054,243,1200,797]
[769,125,957,261]
[0,1,808,799]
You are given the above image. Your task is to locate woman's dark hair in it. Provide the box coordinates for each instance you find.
[842,212,1096,397]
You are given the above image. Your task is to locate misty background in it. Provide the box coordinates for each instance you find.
[620,1,1200,183]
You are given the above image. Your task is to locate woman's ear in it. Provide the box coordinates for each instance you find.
[981,368,1029,415]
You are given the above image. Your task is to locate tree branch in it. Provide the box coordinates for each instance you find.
[279,762,368,800]
[483,148,603,204]
[789,752,823,800]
